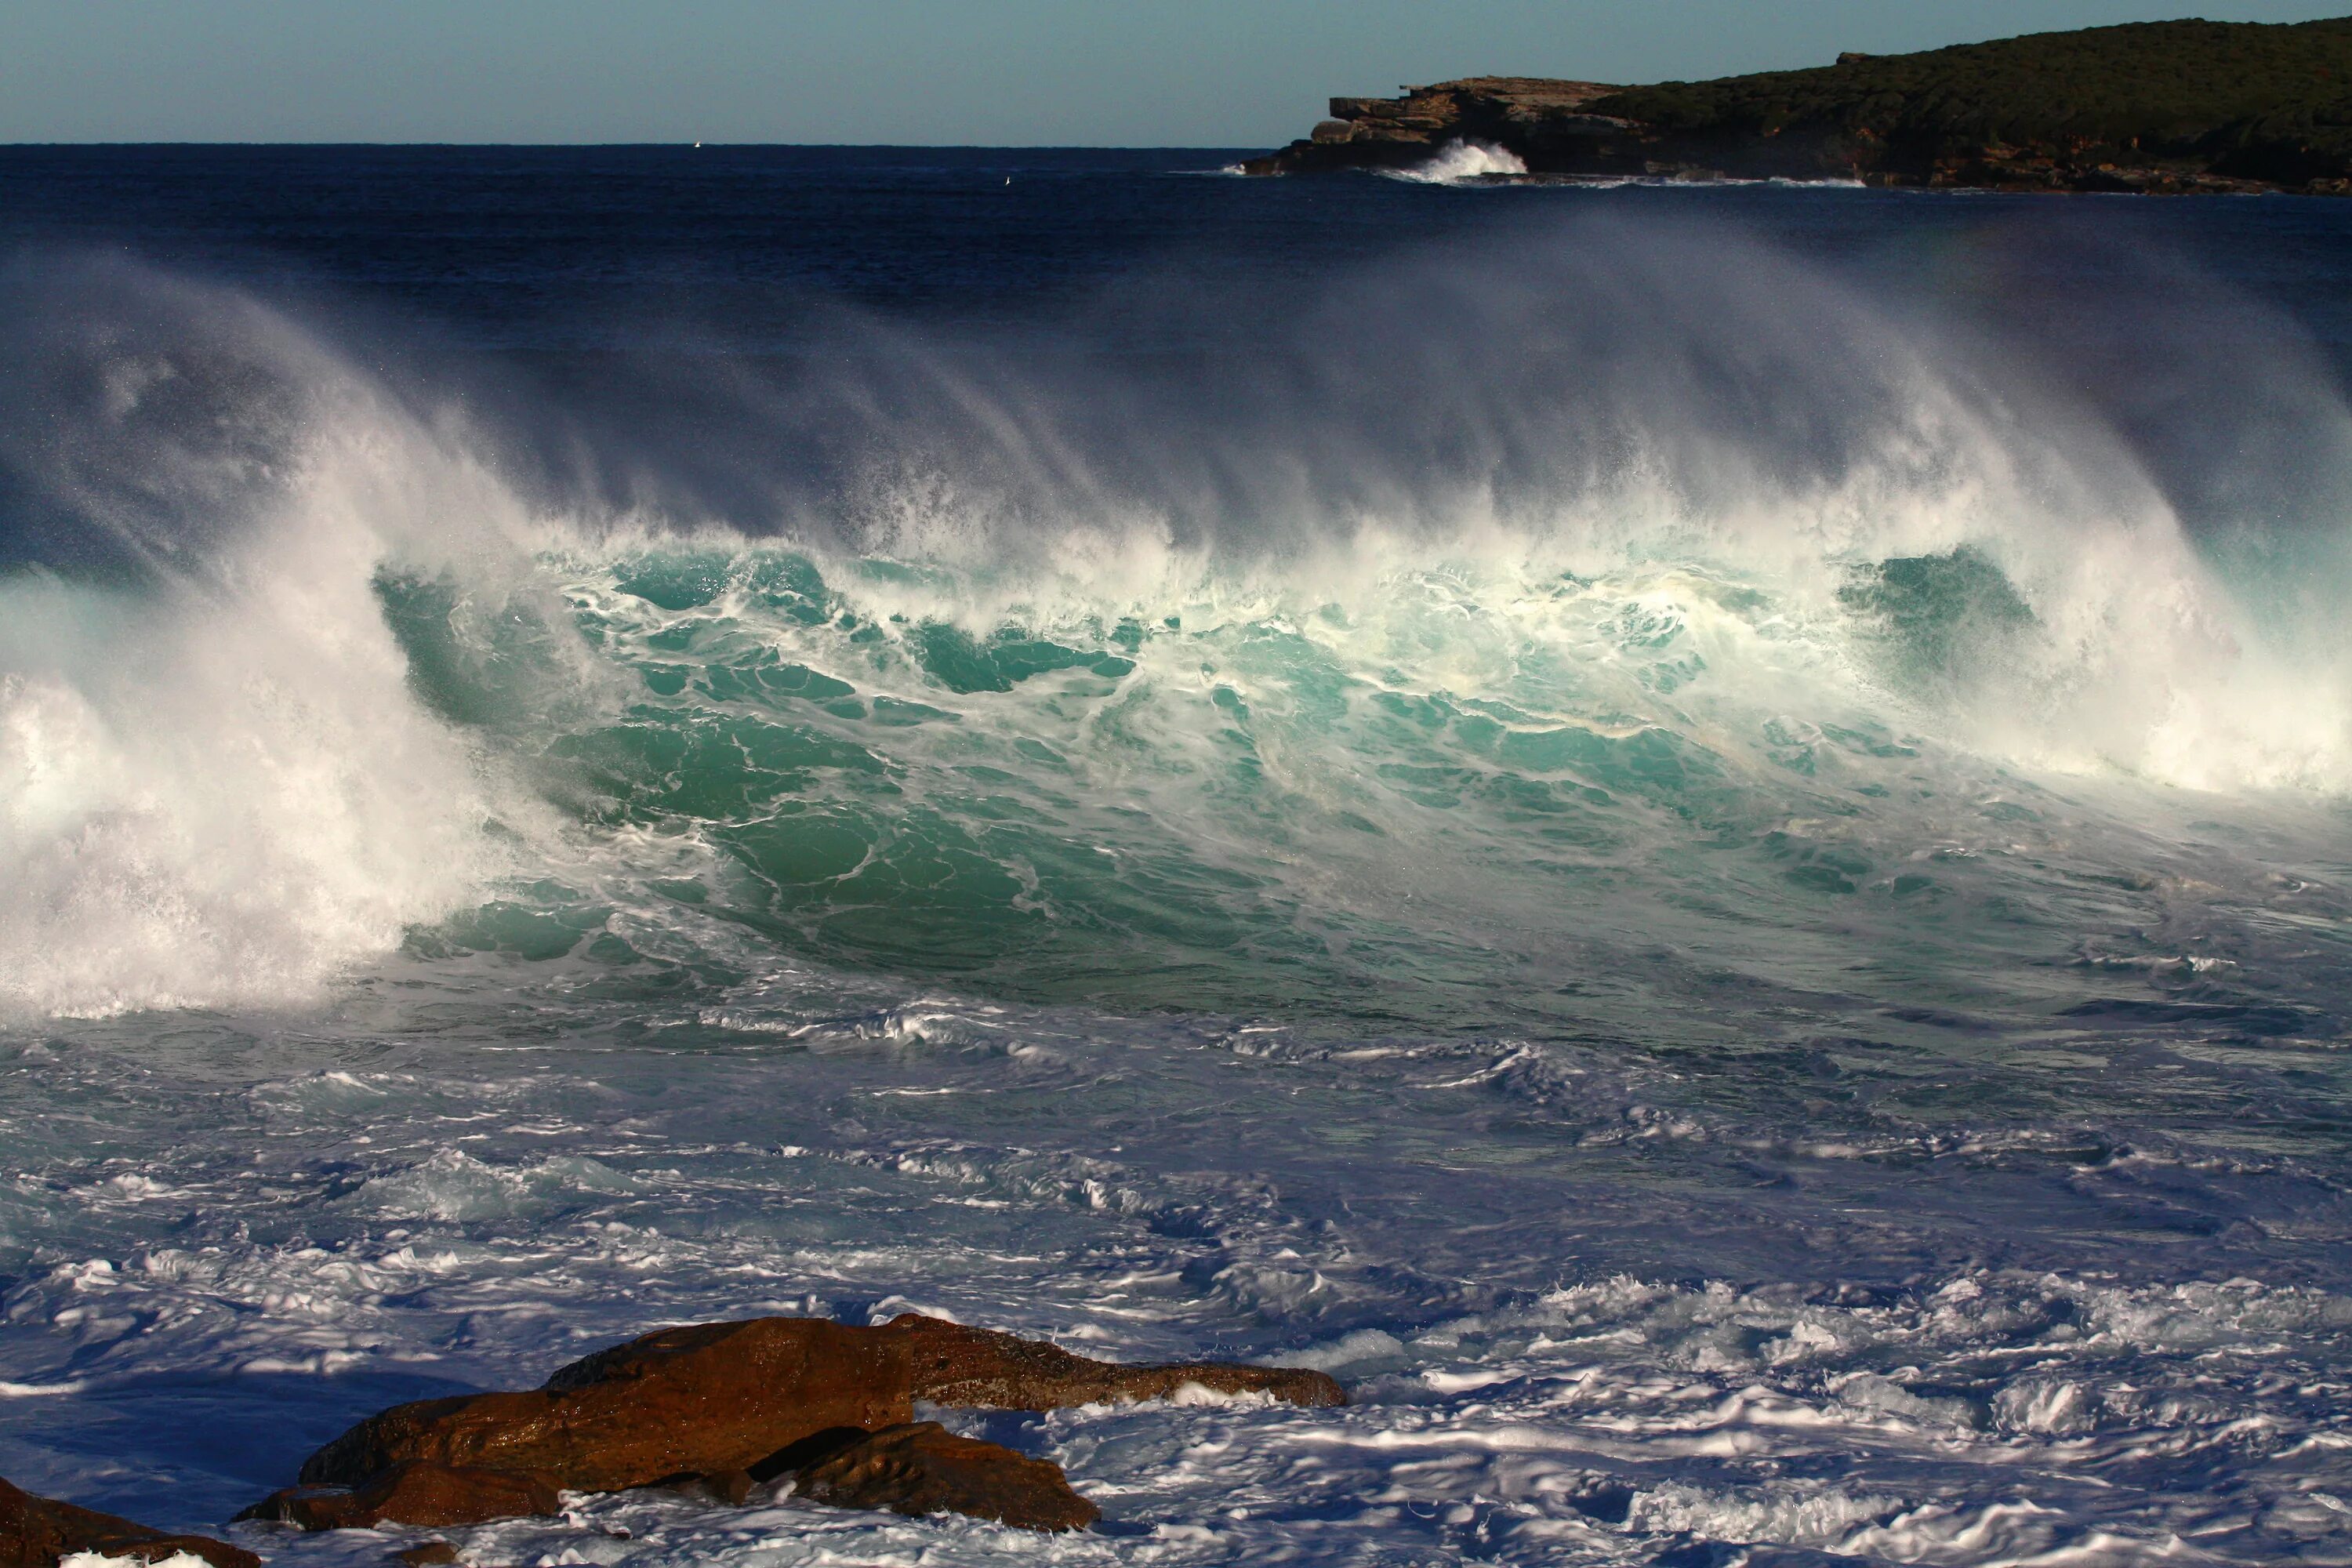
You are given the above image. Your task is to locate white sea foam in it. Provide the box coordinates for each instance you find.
[5,227,2350,1023]
[1381,140,1530,183]
[0,564,495,1019]
[0,270,564,1019]
[4,227,2352,1568]
[2,1001,2347,1564]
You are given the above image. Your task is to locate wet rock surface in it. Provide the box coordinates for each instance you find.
[889,1312,1345,1410]
[786,1422,1102,1532]
[237,1461,560,1531]
[268,1313,1344,1534]
[299,1316,910,1492]
[0,1476,259,1568]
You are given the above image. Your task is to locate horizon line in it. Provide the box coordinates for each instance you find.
[0,140,1276,152]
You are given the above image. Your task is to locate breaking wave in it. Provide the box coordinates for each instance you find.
[1381,140,1531,184]
[2,216,2350,1024]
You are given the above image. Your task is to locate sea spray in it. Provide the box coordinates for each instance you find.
[2,165,2350,1567]
[0,261,547,1016]
[1381,141,1531,184]
[4,221,2351,1021]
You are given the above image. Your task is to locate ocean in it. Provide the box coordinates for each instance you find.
[2,144,2351,1566]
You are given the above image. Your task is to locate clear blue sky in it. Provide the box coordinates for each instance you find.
[1,1,2344,145]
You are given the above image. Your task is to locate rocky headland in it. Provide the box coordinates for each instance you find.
[1243,17,2352,193]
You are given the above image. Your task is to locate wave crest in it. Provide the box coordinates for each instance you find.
[3,219,2350,1018]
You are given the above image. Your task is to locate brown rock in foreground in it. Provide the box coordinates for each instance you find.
[0,1476,258,1568]
[299,1313,1342,1495]
[300,1316,910,1492]
[891,1314,1344,1410]
[236,1461,559,1530]
[788,1423,1100,1533]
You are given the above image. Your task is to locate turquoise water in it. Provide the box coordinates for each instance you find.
[2,173,2351,1564]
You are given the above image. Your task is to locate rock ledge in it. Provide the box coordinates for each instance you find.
[0,1476,257,1568]
[260,1312,1341,1535]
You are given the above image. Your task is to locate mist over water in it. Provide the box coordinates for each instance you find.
[3,159,2352,1565]
[6,214,2349,1018]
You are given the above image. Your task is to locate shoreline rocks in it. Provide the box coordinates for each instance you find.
[235,1462,561,1532]
[0,1477,258,1568]
[5,1313,1345,1557]
[263,1312,1343,1535]
[791,1423,1101,1532]
[298,1316,909,1494]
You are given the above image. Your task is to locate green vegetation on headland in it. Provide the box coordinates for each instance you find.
[1243,17,2352,192]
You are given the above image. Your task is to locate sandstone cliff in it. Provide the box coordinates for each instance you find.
[1244,18,2352,194]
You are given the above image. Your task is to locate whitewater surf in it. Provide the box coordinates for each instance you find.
[2,151,2349,1565]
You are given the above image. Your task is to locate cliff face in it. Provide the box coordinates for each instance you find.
[1244,78,1636,176]
[1243,19,2352,194]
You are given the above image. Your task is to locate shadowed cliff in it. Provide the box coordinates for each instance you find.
[1245,17,2352,193]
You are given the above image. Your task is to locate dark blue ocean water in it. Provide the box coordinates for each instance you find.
[5,144,2351,327]
[11,144,2352,552]
[4,147,2352,1567]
